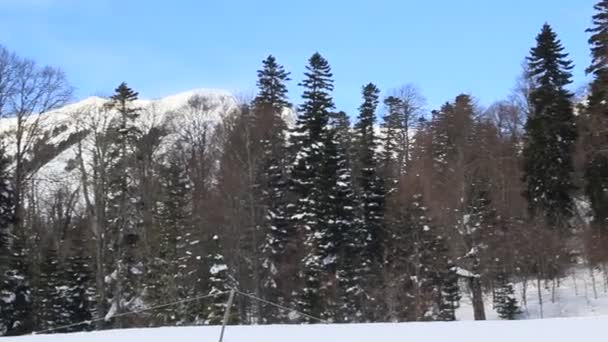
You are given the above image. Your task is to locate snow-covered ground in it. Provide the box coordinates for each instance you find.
[4,265,608,341]
[457,265,608,320]
[4,316,605,342]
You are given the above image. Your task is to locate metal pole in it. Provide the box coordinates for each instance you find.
[218,289,236,342]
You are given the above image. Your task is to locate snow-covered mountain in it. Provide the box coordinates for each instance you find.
[0,89,244,205]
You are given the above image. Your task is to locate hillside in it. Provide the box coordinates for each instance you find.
[0,89,238,204]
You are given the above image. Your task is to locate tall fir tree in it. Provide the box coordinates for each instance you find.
[494,273,521,320]
[522,24,577,229]
[288,52,335,322]
[583,1,608,234]
[35,246,66,332]
[105,82,144,326]
[152,144,193,324]
[354,83,385,267]
[352,83,385,320]
[63,224,95,332]
[204,235,235,325]
[380,96,402,193]
[0,143,30,336]
[253,55,292,324]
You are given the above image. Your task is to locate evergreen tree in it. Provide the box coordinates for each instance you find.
[253,55,292,324]
[353,83,385,267]
[147,146,192,325]
[352,83,385,320]
[523,24,577,229]
[380,96,402,193]
[288,53,335,322]
[204,235,234,325]
[63,224,95,332]
[253,55,291,112]
[320,111,358,322]
[105,82,144,326]
[494,273,521,320]
[439,263,461,321]
[583,1,608,233]
[0,144,30,336]
[35,246,67,332]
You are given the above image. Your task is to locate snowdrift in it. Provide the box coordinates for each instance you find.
[4,316,605,342]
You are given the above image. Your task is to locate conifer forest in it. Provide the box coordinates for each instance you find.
[1,1,608,337]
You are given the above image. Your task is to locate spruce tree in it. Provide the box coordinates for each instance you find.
[352,83,385,320]
[319,111,358,322]
[0,234,32,336]
[35,246,66,332]
[0,144,30,336]
[583,1,608,233]
[63,224,95,332]
[494,273,521,320]
[253,55,291,112]
[105,82,144,326]
[253,55,292,324]
[288,53,335,322]
[380,96,402,193]
[523,24,577,229]
[153,145,194,324]
[0,143,31,337]
[354,83,385,267]
[439,263,461,321]
[204,235,234,325]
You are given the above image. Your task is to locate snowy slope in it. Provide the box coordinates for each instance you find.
[0,89,239,206]
[5,316,606,342]
[457,265,608,320]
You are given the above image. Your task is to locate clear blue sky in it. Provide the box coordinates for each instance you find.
[0,0,597,115]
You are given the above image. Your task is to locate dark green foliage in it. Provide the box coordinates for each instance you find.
[439,264,461,321]
[254,55,291,324]
[63,225,95,332]
[354,83,385,267]
[105,82,144,326]
[494,273,521,320]
[583,1,608,232]
[289,53,336,322]
[205,235,234,325]
[0,142,30,336]
[351,83,385,320]
[253,55,291,112]
[523,24,577,229]
[35,246,67,332]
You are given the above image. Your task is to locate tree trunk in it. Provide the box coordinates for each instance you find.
[469,277,486,320]
[537,277,543,319]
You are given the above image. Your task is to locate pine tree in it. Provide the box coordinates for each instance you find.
[288,53,335,322]
[439,263,461,321]
[35,246,66,332]
[354,83,385,268]
[105,82,144,326]
[253,55,292,324]
[320,111,358,322]
[352,83,385,320]
[583,1,608,233]
[146,146,192,325]
[380,96,402,193]
[253,55,291,112]
[494,273,521,320]
[0,143,30,336]
[204,235,234,325]
[523,24,577,229]
[63,224,95,332]
[0,234,32,336]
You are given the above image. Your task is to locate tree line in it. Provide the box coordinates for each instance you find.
[1,0,608,336]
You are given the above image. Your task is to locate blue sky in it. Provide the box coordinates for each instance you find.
[0,0,597,115]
